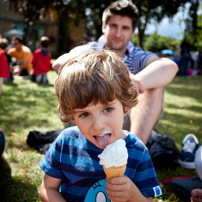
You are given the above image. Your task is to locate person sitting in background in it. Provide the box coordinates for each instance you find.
[0,47,10,94]
[53,0,178,145]
[0,38,15,80]
[31,36,52,84]
[8,35,32,76]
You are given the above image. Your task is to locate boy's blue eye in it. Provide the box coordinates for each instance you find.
[80,112,90,118]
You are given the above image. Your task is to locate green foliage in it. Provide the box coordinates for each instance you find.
[143,32,181,53]
[6,0,191,50]
[131,34,138,46]
[0,71,202,202]
[183,1,202,51]
[193,12,202,51]
[133,0,190,47]
[144,32,168,52]
[6,0,202,52]
[196,4,202,51]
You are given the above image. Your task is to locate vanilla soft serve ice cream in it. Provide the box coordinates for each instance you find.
[98,139,128,168]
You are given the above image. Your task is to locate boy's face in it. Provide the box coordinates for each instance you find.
[72,99,128,149]
[102,15,135,56]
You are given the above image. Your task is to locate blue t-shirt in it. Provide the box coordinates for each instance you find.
[39,126,162,202]
[70,35,156,75]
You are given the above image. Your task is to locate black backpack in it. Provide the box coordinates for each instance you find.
[146,130,180,170]
[27,129,63,154]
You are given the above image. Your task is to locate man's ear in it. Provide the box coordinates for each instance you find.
[131,29,136,40]
[102,23,106,34]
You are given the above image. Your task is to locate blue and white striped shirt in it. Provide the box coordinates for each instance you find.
[70,35,156,74]
[39,126,162,201]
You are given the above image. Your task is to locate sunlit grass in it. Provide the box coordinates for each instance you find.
[0,73,202,201]
[155,76,202,201]
[157,76,202,145]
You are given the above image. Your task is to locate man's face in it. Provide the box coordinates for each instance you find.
[12,39,21,50]
[102,15,135,56]
[72,99,128,149]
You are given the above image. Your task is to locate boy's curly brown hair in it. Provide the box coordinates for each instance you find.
[55,50,138,122]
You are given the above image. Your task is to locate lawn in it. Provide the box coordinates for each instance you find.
[0,71,202,202]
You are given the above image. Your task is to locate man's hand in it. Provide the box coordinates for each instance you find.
[16,59,27,69]
[130,73,145,94]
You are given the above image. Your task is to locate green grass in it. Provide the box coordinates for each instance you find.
[0,72,202,202]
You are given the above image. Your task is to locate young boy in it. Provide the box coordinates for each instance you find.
[39,50,162,202]
[31,36,52,83]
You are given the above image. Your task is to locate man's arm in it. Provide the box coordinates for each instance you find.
[129,55,178,144]
[130,55,178,92]
[52,53,70,73]
[40,174,66,202]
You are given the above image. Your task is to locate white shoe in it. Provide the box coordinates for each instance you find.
[178,134,199,169]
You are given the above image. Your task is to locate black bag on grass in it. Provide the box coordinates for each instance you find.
[27,129,63,154]
[146,130,180,170]
[169,175,202,202]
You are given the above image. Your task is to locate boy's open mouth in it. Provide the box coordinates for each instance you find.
[94,133,111,149]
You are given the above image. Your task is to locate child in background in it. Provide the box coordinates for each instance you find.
[31,36,52,84]
[39,50,162,202]
[0,48,10,95]
[0,38,14,80]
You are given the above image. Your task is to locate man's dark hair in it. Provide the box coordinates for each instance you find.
[40,36,50,48]
[102,0,139,30]
[12,35,23,43]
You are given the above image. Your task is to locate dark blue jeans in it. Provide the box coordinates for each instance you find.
[179,56,190,76]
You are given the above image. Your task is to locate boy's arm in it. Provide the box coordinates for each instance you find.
[191,188,202,202]
[106,176,153,202]
[40,174,66,202]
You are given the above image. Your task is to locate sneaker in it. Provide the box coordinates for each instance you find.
[178,134,199,169]
[195,146,202,181]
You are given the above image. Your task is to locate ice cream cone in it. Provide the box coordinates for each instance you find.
[104,164,126,202]
[103,163,126,179]
[98,140,128,202]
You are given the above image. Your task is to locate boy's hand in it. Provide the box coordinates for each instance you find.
[106,175,135,202]
[191,189,202,202]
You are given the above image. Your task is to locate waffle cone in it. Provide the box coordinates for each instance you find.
[103,164,126,179]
